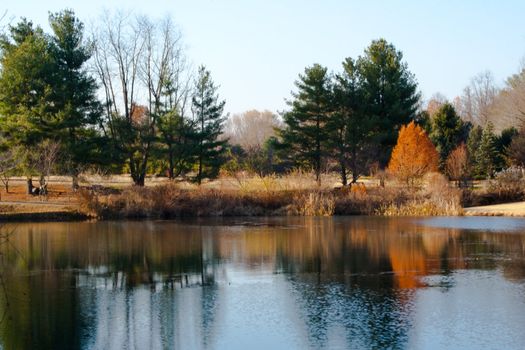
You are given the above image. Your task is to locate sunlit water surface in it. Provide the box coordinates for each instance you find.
[0,217,525,349]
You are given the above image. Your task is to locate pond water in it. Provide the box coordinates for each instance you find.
[0,217,525,349]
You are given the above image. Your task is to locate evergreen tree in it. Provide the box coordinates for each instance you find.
[356,39,420,166]
[508,128,525,167]
[429,103,466,166]
[495,127,518,168]
[0,13,104,191]
[48,10,103,187]
[476,122,499,179]
[279,64,332,185]
[466,125,483,178]
[191,66,228,184]
[0,20,56,192]
[330,58,375,186]
[157,108,194,179]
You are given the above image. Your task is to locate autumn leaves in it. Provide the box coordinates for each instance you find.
[388,121,439,186]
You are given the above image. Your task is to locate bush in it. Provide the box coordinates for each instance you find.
[377,173,463,216]
[489,166,525,198]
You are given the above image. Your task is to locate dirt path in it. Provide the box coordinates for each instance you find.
[464,202,525,216]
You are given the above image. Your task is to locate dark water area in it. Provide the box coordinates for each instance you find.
[0,217,525,349]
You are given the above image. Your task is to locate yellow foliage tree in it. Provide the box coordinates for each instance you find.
[388,121,439,185]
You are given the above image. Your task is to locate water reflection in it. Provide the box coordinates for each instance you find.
[0,217,524,349]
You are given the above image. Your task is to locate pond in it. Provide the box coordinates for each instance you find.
[0,217,525,349]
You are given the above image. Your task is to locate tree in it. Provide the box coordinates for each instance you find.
[157,109,194,179]
[92,13,187,185]
[426,92,447,117]
[475,122,499,179]
[429,103,467,166]
[466,125,483,175]
[445,143,469,187]
[0,146,20,194]
[30,140,61,191]
[493,67,525,127]
[190,66,228,184]
[508,128,525,167]
[48,10,103,188]
[457,71,498,126]
[356,39,420,166]
[155,44,193,180]
[330,57,375,186]
[224,110,280,151]
[388,121,439,186]
[0,19,56,193]
[0,13,105,192]
[223,110,281,176]
[279,64,332,185]
[495,126,518,168]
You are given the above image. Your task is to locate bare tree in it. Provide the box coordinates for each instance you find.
[445,143,470,187]
[92,12,189,185]
[491,63,525,129]
[224,109,280,151]
[456,71,498,126]
[426,92,447,117]
[28,140,61,199]
[0,148,19,194]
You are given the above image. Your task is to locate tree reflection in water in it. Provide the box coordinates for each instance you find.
[0,218,524,349]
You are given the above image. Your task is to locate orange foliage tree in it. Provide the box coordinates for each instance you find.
[388,121,439,185]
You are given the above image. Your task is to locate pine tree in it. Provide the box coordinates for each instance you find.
[49,10,103,188]
[279,64,332,185]
[157,108,194,179]
[191,66,228,184]
[357,39,420,166]
[0,20,56,193]
[467,125,483,178]
[330,58,375,186]
[429,103,467,166]
[476,122,499,179]
[388,121,439,186]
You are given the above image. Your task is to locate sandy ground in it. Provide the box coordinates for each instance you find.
[464,202,525,216]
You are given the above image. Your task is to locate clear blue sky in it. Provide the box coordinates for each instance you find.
[3,0,525,115]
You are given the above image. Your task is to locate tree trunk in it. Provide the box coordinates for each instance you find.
[135,175,145,186]
[27,177,33,194]
[340,161,348,187]
[197,155,203,185]
[72,174,79,191]
[168,148,174,180]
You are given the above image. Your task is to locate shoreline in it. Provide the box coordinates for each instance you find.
[464,201,525,217]
[0,211,89,222]
[2,204,525,223]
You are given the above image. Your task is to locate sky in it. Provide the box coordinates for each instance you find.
[3,0,525,116]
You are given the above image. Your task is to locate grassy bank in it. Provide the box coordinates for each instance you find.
[79,174,463,219]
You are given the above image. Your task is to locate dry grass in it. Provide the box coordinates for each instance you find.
[377,173,463,216]
[78,172,464,219]
[79,184,297,218]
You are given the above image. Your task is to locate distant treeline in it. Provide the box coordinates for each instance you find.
[0,10,524,191]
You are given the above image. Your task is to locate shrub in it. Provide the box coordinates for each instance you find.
[488,166,525,200]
